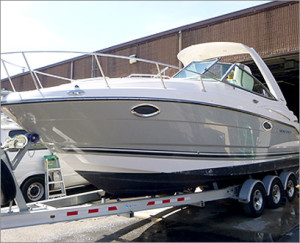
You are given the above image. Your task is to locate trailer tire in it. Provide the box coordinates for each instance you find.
[285,174,297,202]
[21,175,45,203]
[265,178,284,209]
[243,182,266,218]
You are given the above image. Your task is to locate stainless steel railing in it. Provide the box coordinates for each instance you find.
[1,51,206,91]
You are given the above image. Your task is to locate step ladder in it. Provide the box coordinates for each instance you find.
[44,155,66,199]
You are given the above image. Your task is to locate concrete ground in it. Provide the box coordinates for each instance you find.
[1,193,299,242]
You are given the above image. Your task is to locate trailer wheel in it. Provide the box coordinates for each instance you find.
[21,176,45,203]
[265,178,283,209]
[243,182,266,218]
[285,174,297,202]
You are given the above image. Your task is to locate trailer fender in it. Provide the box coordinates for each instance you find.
[262,175,279,196]
[238,179,265,203]
[280,171,296,190]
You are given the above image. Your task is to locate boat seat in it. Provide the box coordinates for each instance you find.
[233,66,243,87]
[233,64,254,91]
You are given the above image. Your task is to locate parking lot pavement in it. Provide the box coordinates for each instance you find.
[278,225,299,242]
[1,194,298,242]
[134,197,299,242]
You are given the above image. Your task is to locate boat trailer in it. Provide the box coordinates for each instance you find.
[1,133,298,229]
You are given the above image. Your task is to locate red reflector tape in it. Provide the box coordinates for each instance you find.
[108,206,117,211]
[147,201,155,206]
[177,197,184,202]
[163,199,170,204]
[67,211,78,216]
[89,209,99,213]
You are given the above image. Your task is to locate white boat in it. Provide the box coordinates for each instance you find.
[1,42,299,197]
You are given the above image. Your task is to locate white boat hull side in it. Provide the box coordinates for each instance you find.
[3,98,299,196]
[2,99,299,157]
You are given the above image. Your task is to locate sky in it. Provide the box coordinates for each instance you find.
[1,1,270,78]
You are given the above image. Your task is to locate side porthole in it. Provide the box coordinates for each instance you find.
[262,121,272,131]
[131,104,160,118]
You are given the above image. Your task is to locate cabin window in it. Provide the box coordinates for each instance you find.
[224,65,274,99]
[131,104,160,118]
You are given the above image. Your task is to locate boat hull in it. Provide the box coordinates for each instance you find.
[2,98,299,197]
[2,98,299,155]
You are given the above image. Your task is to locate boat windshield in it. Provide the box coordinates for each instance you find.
[173,60,232,81]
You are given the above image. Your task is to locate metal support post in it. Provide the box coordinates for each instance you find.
[156,64,166,89]
[94,54,110,88]
[10,142,32,170]
[22,52,43,90]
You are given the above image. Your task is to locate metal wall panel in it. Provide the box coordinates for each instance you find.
[182,2,299,60]
[38,62,72,88]
[73,56,93,80]
[93,34,179,78]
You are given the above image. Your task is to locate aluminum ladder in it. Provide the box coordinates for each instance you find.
[44,155,66,199]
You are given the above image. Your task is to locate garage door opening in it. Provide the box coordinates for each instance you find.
[246,54,299,120]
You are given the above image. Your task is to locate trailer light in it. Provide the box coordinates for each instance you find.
[67,211,78,216]
[88,209,99,214]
